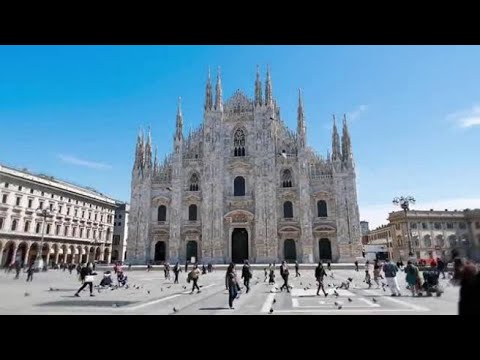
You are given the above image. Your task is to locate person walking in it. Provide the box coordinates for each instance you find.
[315,262,328,297]
[165,262,171,280]
[74,263,96,297]
[185,261,189,273]
[189,264,201,294]
[366,269,374,288]
[263,267,268,282]
[268,263,275,285]
[354,260,359,272]
[404,261,420,297]
[279,261,290,293]
[225,263,240,310]
[207,263,213,273]
[241,260,252,293]
[382,259,401,296]
[295,261,301,277]
[327,261,331,271]
[14,261,21,279]
[373,261,382,288]
[202,263,207,275]
[26,264,34,282]
[173,262,182,284]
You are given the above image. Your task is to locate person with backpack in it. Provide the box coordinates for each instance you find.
[74,262,96,297]
[382,259,401,296]
[241,260,252,293]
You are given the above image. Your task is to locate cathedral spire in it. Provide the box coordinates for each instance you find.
[265,65,273,107]
[215,67,223,111]
[153,146,159,174]
[145,126,152,168]
[134,128,145,170]
[175,97,183,142]
[342,114,352,163]
[297,88,306,148]
[204,67,213,111]
[332,115,341,161]
[254,65,263,106]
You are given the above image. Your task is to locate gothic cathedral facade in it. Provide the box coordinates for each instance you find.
[127,67,362,264]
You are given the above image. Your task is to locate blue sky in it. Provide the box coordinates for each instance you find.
[0,45,479,227]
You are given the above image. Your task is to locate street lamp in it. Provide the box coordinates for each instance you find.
[392,196,416,257]
[35,206,56,270]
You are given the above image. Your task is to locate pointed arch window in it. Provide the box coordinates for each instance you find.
[283,201,293,218]
[282,169,293,188]
[189,173,199,191]
[317,200,328,217]
[188,204,198,221]
[233,128,246,157]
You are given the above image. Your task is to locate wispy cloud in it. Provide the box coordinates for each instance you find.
[447,105,480,128]
[347,104,369,122]
[57,154,112,170]
[361,198,480,229]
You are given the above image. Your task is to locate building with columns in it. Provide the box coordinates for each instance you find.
[0,164,117,267]
[127,67,362,265]
[387,209,479,261]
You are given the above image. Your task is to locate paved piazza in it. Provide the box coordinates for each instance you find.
[0,267,459,315]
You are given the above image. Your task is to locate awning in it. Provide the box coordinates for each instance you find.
[49,248,55,254]
[58,248,64,255]
[74,248,79,255]
[81,248,86,255]
[67,248,72,255]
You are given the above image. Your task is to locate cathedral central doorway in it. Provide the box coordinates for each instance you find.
[319,238,332,261]
[186,241,198,263]
[154,241,166,263]
[232,228,248,264]
[284,239,297,263]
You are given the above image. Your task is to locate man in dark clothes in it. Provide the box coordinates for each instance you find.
[279,261,290,293]
[26,264,34,282]
[173,262,182,284]
[436,258,446,279]
[458,262,480,315]
[354,260,359,272]
[315,262,328,297]
[241,260,252,293]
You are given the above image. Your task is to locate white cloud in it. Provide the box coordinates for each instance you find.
[347,104,369,122]
[447,105,480,128]
[361,197,480,229]
[58,154,112,170]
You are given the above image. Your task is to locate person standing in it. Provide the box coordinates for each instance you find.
[185,261,189,273]
[225,263,239,310]
[74,263,96,297]
[295,261,301,277]
[268,263,275,285]
[437,258,446,279]
[315,262,328,297]
[189,264,201,294]
[241,260,252,293]
[458,262,480,315]
[26,264,34,282]
[201,263,207,275]
[354,260,359,272]
[165,262,171,280]
[364,269,373,289]
[279,261,290,293]
[373,261,382,288]
[173,262,182,284]
[404,261,420,297]
[264,267,268,282]
[327,261,331,271]
[382,259,401,296]
[207,263,213,273]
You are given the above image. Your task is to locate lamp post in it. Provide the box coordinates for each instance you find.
[35,207,55,270]
[392,196,416,257]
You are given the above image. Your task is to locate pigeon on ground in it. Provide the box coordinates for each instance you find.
[24,292,30,297]
[183,285,186,289]
[334,290,339,296]
[273,299,276,304]
[269,308,274,314]
[147,290,150,294]
[161,288,163,291]
[338,305,343,309]
[112,303,118,308]
[167,286,172,289]
[348,298,353,302]
[49,287,53,291]
[372,298,377,303]
[173,307,179,313]
[300,282,303,286]
[334,301,341,306]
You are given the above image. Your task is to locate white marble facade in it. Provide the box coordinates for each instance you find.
[127,67,362,264]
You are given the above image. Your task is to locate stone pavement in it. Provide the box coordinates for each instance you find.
[0,267,459,315]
